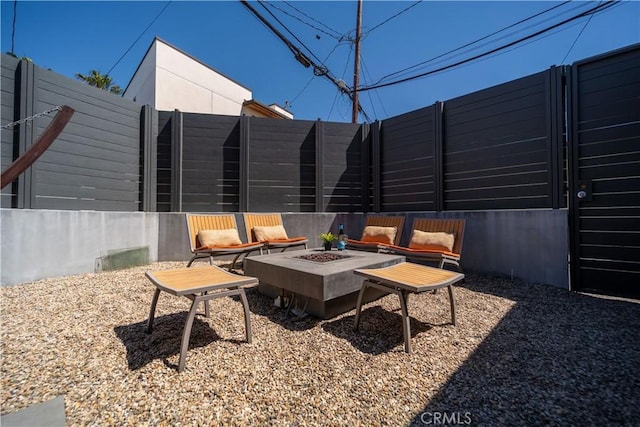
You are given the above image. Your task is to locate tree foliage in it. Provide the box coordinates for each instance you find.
[75,70,122,95]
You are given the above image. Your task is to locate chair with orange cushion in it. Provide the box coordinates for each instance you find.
[243,213,308,254]
[385,218,466,271]
[185,214,264,270]
[346,215,405,252]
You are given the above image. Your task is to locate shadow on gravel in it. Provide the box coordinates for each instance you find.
[408,274,640,426]
[239,287,321,332]
[322,306,434,355]
[114,313,221,371]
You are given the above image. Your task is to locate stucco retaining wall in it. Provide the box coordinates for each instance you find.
[1,209,568,289]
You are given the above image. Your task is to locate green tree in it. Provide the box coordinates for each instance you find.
[75,69,122,95]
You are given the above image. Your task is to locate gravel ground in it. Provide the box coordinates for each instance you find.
[2,261,639,426]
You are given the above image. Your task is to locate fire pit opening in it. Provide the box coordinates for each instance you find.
[295,253,353,263]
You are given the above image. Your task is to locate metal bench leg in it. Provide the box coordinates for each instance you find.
[146,288,161,334]
[447,285,457,326]
[353,281,369,330]
[178,295,201,372]
[398,290,412,353]
[238,289,252,344]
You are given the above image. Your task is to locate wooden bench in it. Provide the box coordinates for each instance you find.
[353,262,464,353]
[145,266,258,372]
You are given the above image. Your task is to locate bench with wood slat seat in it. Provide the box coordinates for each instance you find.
[353,262,464,353]
[145,266,258,372]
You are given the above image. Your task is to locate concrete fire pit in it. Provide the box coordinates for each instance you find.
[243,249,405,319]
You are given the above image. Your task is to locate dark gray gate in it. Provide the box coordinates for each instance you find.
[568,44,640,298]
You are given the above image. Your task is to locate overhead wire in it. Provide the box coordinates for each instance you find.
[282,1,344,40]
[357,1,617,93]
[241,0,371,121]
[289,40,349,108]
[372,0,573,86]
[258,0,328,67]
[360,58,388,120]
[267,1,343,41]
[560,1,601,63]
[360,59,379,120]
[362,0,423,37]
[107,1,173,75]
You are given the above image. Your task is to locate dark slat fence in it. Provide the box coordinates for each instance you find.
[1,58,143,211]
[0,48,634,216]
[568,45,640,297]
[379,106,438,212]
[0,55,19,208]
[443,69,564,210]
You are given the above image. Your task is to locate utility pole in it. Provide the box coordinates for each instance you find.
[352,0,363,123]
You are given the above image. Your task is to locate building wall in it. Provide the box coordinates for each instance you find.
[123,39,253,115]
[154,40,251,115]
[123,45,157,106]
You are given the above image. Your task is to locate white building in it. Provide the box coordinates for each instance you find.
[123,37,292,119]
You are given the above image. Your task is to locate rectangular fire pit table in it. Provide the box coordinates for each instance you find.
[243,249,404,319]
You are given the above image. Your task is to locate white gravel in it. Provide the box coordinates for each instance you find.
[2,261,639,426]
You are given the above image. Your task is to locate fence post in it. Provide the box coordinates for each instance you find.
[371,120,380,212]
[16,59,36,209]
[315,119,324,212]
[360,122,370,212]
[547,65,565,209]
[239,115,250,212]
[141,105,157,212]
[170,109,183,212]
[434,101,444,212]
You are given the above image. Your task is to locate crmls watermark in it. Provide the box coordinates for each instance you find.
[420,411,472,425]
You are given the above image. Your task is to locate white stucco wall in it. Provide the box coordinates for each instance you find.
[123,47,157,106]
[154,40,251,115]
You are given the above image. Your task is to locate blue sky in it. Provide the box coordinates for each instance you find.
[1,1,638,122]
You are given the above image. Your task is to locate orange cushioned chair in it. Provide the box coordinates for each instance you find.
[243,213,308,254]
[385,218,466,271]
[185,214,264,270]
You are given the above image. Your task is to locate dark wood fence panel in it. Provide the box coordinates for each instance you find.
[30,65,141,210]
[0,55,19,208]
[156,111,173,212]
[181,113,240,212]
[247,117,315,212]
[569,45,640,298]
[322,121,364,212]
[443,71,551,210]
[380,106,436,211]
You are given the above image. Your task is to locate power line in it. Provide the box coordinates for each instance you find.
[362,0,423,37]
[360,58,388,120]
[241,0,372,122]
[358,1,617,93]
[561,1,601,63]
[106,1,172,76]
[258,0,327,67]
[283,1,344,40]
[372,0,573,86]
[288,40,348,108]
[268,1,343,41]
